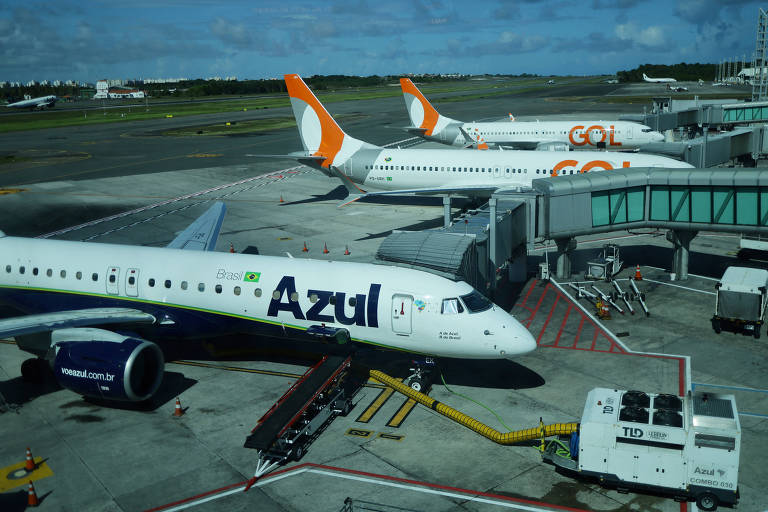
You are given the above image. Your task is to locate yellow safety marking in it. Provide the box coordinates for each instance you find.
[0,188,25,195]
[187,153,222,158]
[370,370,579,445]
[0,458,53,492]
[386,398,418,428]
[356,386,395,424]
[277,237,293,241]
[377,432,405,442]
[345,428,374,438]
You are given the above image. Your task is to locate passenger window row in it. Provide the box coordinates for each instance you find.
[5,264,97,281]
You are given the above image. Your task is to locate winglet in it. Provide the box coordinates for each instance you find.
[400,78,442,136]
[167,201,226,251]
[284,74,350,168]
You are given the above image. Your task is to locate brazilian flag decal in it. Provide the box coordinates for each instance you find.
[243,271,261,283]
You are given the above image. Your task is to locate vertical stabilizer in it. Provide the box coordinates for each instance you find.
[399,78,457,137]
[284,74,370,168]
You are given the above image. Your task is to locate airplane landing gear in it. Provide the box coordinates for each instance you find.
[21,358,48,383]
[404,358,436,393]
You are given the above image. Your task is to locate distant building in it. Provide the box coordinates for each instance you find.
[93,79,145,99]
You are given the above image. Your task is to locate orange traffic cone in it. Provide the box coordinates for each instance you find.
[279,194,285,204]
[302,241,309,253]
[634,265,642,281]
[323,243,329,254]
[173,397,184,417]
[25,447,35,472]
[229,243,235,254]
[27,481,39,507]
[344,245,350,256]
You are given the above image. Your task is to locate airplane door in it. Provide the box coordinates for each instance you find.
[626,126,633,139]
[342,161,353,177]
[106,267,120,295]
[125,268,139,297]
[391,294,413,335]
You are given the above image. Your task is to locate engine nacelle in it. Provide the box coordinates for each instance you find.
[52,329,164,402]
[536,141,570,152]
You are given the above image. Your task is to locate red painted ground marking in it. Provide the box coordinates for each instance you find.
[553,304,572,347]
[571,316,585,349]
[520,279,539,307]
[144,461,592,512]
[537,294,561,344]
[590,329,599,351]
[527,282,551,329]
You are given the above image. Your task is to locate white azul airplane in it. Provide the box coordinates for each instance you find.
[399,78,664,151]
[0,202,536,403]
[273,74,692,204]
[642,73,677,83]
[6,95,57,109]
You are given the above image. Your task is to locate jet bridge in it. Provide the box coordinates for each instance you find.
[532,167,768,279]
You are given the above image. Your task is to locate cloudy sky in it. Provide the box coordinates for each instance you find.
[0,0,764,82]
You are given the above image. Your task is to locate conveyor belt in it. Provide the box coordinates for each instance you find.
[244,355,348,451]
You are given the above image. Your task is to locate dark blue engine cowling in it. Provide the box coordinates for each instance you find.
[53,338,164,401]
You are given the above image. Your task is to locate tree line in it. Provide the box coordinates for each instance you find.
[617,63,718,82]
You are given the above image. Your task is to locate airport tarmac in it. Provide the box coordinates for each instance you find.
[1,81,766,511]
[0,160,766,512]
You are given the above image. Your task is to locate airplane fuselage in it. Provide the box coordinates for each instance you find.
[428,120,664,150]
[0,235,535,359]
[6,95,57,109]
[326,146,693,193]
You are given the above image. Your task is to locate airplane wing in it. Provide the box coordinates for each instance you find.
[167,201,226,251]
[0,308,156,339]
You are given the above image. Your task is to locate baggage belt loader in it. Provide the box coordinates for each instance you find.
[543,388,740,511]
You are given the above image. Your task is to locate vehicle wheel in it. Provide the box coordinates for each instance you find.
[290,444,304,461]
[409,379,423,393]
[696,492,718,511]
[21,358,44,383]
[712,320,722,334]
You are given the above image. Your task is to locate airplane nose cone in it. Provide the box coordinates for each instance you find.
[502,326,536,358]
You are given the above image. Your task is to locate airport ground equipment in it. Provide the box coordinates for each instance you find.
[628,279,649,316]
[712,266,768,338]
[591,285,624,315]
[542,388,740,511]
[585,244,623,281]
[244,355,356,483]
[369,370,577,445]
[611,280,634,315]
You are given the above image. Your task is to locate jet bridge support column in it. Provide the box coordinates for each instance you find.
[555,237,577,279]
[667,230,698,281]
[489,197,497,290]
[443,196,452,227]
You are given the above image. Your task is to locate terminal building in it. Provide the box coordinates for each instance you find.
[93,79,145,99]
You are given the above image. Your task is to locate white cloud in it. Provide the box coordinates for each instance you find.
[615,22,667,48]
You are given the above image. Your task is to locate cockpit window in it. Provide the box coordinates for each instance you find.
[641,128,652,132]
[460,291,493,313]
[441,298,464,315]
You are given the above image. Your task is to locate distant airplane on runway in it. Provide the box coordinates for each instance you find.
[6,95,57,109]
[642,73,677,83]
[0,202,535,404]
[667,84,689,93]
[399,78,664,151]
[265,74,691,205]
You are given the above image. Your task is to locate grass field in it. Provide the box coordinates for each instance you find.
[0,77,560,133]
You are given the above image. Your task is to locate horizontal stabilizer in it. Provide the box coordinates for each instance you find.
[167,201,226,251]
[403,126,428,134]
[246,151,326,162]
[0,308,156,339]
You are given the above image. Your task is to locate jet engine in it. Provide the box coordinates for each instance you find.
[52,328,164,402]
[535,141,570,151]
